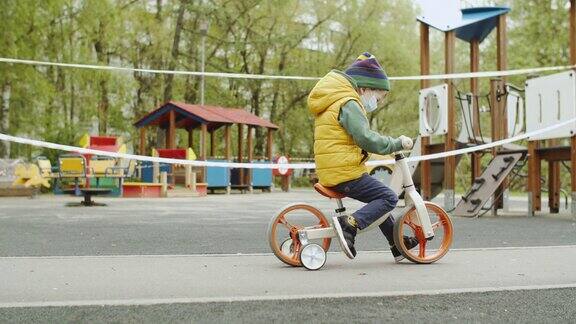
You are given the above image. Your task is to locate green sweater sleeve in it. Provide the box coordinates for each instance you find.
[339,100,403,155]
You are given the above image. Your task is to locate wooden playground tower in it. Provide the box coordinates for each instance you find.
[527,0,576,216]
[418,6,510,211]
[419,2,576,217]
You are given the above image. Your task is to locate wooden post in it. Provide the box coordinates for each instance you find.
[247,126,253,193]
[160,171,168,197]
[267,128,274,192]
[191,169,197,192]
[210,129,216,158]
[267,128,274,161]
[548,154,560,213]
[528,141,541,215]
[165,128,169,149]
[444,30,456,211]
[185,164,192,189]
[238,124,244,187]
[225,125,231,160]
[167,110,176,149]
[225,125,231,195]
[200,123,207,182]
[188,128,193,149]
[497,14,508,74]
[153,162,159,184]
[490,78,506,214]
[139,127,146,156]
[200,124,207,160]
[497,14,510,212]
[185,164,196,193]
[490,79,502,157]
[470,39,482,183]
[420,22,432,201]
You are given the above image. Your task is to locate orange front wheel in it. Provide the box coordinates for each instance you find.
[393,202,453,264]
[267,203,331,267]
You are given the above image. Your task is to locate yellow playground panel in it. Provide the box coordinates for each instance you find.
[58,155,87,178]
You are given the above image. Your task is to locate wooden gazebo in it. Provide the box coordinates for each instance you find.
[134,101,278,191]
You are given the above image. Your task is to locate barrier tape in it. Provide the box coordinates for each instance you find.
[1,117,575,169]
[1,57,575,81]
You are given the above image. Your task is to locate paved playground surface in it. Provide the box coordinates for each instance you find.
[1,190,575,322]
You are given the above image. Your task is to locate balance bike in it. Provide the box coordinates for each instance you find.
[267,152,453,270]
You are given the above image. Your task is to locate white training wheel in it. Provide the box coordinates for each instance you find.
[299,243,326,270]
[280,238,294,257]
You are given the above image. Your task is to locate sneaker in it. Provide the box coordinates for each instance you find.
[390,236,419,262]
[333,215,357,259]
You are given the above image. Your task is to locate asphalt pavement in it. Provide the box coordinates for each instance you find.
[0,192,575,256]
[0,190,575,322]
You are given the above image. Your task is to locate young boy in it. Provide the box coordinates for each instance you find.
[307,52,418,261]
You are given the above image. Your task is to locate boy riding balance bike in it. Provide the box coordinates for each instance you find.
[267,53,453,270]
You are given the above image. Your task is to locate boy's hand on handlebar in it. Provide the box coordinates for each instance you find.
[399,135,413,150]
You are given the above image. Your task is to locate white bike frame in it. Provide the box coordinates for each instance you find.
[300,153,434,243]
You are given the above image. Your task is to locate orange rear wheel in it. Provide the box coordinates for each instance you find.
[267,203,331,267]
[393,202,453,264]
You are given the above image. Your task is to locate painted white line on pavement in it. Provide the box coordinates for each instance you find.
[1,244,575,260]
[1,283,576,308]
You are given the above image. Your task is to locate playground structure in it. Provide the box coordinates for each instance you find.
[526,71,576,215]
[417,6,512,212]
[150,147,198,189]
[79,134,127,156]
[6,134,130,201]
[77,134,129,194]
[134,101,278,194]
[412,3,576,217]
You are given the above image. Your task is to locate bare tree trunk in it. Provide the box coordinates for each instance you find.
[70,82,75,127]
[94,21,110,135]
[1,82,11,158]
[184,75,198,103]
[156,0,162,21]
[68,4,76,130]
[97,79,109,135]
[57,67,67,131]
[163,0,186,102]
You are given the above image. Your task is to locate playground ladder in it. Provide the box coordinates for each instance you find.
[453,152,525,217]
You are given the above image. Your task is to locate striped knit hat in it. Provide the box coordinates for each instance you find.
[344,52,390,91]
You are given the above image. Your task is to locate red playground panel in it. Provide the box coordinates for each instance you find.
[90,136,118,146]
[156,149,187,160]
[196,183,208,196]
[122,183,162,198]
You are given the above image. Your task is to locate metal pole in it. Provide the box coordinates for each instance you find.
[200,30,206,106]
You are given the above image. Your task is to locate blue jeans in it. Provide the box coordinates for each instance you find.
[333,173,398,245]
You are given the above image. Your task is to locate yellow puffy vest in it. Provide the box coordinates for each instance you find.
[308,71,370,187]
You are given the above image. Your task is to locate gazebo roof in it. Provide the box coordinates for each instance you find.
[417,6,510,43]
[134,101,279,131]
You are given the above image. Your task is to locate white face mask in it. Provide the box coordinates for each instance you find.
[360,92,378,112]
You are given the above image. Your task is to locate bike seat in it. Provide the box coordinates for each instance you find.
[313,183,346,199]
